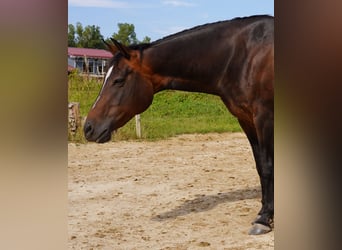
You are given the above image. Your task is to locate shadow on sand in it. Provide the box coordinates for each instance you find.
[152,187,261,221]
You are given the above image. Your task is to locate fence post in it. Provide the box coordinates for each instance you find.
[135,114,141,138]
[68,102,80,135]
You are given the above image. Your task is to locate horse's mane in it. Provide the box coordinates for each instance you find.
[128,15,273,51]
[128,43,151,52]
[125,15,273,56]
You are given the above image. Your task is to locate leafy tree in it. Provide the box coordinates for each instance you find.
[75,22,84,46]
[68,22,105,49]
[111,23,138,46]
[111,23,151,46]
[141,36,151,43]
[82,25,105,49]
[68,22,151,48]
[68,24,76,47]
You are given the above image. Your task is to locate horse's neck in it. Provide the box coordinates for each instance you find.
[144,41,224,95]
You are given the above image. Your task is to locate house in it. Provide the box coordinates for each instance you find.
[68,47,112,76]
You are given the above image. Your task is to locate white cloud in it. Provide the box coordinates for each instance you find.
[68,0,195,9]
[68,0,132,8]
[162,0,196,7]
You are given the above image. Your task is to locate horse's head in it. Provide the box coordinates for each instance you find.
[84,39,154,143]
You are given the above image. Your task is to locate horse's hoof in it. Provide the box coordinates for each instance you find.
[248,223,272,235]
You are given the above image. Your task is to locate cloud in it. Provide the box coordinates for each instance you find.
[68,0,195,9]
[68,0,134,8]
[162,0,196,7]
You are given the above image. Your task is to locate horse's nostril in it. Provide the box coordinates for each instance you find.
[84,121,93,138]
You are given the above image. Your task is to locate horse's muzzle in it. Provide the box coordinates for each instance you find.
[84,120,112,143]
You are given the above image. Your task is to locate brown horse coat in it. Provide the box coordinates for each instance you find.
[85,15,274,235]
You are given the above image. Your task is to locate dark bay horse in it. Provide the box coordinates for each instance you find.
[84,15,274,235]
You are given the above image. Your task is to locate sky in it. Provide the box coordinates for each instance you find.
[68,0,274,42]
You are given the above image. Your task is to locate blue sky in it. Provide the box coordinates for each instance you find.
[68,0,274,42]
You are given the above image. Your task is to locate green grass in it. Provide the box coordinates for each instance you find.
[68,74,241,142]
[68,72,103,115]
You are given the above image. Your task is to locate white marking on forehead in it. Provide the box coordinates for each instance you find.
[91,65,114,109]
[104,65,114,84]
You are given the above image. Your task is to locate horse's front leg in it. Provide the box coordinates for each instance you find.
[249,151,274,235]
[238,118,274,235]
[248,118,274,235]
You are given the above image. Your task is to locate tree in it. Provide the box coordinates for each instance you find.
[82,25,105,49]
[68,24,76,47]
[68,22,105,49]
[141,36,151,43]
[68,22,151,48]
[75,22,84,46]
[111,23,138,46]
[111,23,151,46]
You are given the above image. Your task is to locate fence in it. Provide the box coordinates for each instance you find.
[68,102,81,135]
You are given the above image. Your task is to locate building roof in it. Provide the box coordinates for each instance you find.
[68,47,112,59]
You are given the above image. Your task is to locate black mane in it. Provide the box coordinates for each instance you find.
[150,15,273,47]
[128,43,151,50]
[127,15,273,52]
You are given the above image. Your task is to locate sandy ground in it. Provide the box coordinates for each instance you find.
[68,132,274,249]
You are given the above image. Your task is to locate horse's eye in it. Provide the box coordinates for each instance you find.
[113,78,125,85]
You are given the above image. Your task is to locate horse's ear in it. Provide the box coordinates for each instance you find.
[102,39,119,55]
[110,38,131,60]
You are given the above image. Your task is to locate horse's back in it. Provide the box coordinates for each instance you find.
[218,16,274,122]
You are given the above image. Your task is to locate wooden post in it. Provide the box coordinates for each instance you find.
[68,102,80,135]
[135,114,141,138]
[84,55,90,80]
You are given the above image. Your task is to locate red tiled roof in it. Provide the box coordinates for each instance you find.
[68,47,112,59]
